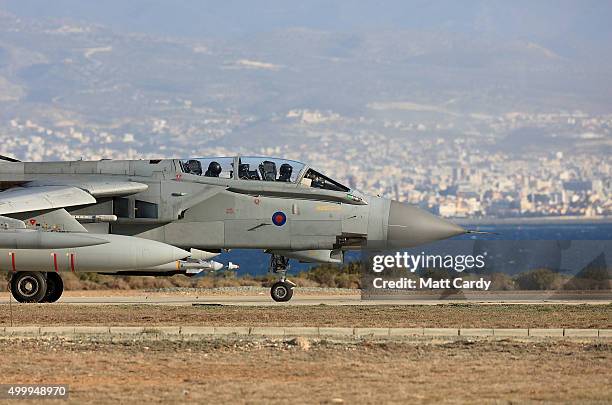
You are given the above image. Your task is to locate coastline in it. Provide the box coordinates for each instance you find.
[455,216,612,226]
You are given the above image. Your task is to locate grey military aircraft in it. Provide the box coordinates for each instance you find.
[0,155,466,303]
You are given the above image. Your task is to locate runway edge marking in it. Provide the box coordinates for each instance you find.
[0,327,611,338]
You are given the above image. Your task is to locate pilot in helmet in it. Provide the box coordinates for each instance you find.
[204,161,222,177]
[278,163,293,182]
[185,159,202,175]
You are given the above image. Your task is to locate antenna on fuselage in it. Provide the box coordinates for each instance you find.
[465,230,499,235]
[0,154,20,162]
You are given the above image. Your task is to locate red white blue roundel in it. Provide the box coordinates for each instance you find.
[272,211,287,226]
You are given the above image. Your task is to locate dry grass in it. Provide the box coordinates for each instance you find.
[1,337,610,404]
[2,303,610,328]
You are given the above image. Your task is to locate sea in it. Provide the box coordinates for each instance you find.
[216,221,612,276]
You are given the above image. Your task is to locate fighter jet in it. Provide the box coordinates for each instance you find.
[0,155,466,303]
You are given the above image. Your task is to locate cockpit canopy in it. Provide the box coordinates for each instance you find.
[179,156,350,192]
[235,157,304,183]
[301,168,349,192]
[180,157,235,179]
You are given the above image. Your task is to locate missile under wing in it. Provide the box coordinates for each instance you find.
[0,169,192,302]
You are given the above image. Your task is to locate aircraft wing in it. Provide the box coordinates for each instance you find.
[0,185,97,215]
[0,180,150,216]
[25,180,148,198]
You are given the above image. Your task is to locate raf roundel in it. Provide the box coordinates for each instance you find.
[272,211,287,226]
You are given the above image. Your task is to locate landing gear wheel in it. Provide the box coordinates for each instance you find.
[270,281,294,302]
[42,272,64,303]
[10,272,47,303]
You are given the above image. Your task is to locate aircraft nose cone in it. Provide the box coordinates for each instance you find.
[387,201,465,247]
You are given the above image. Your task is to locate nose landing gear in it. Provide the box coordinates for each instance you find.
[270,280,294,302]
[269,254,295,302]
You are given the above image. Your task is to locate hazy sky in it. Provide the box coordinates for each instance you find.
[2,0,611,43]
[1,1,611,115]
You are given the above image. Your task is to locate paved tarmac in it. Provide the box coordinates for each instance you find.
[1,292,610,306]
[2,293,360,306]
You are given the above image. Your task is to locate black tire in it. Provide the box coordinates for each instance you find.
[10,272,47,303]
[42,272,64,303]
[270,281,294,302]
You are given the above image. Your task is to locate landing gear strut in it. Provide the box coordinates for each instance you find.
[9,272,64,303]
[269,254,294,302]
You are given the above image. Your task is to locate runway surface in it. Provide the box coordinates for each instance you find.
[1,292,610,306]
[7,293,362,305]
